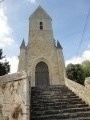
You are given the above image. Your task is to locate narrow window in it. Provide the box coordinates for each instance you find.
[40,22,43,30]
[40,22,43,25]
[40,26,43,30]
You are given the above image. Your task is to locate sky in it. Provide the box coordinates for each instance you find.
[0,0,90,73]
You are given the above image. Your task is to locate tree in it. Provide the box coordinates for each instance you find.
[82,60,90,78]
[0,49,10,76]
[66,64,75,80]
[66,63,85,85]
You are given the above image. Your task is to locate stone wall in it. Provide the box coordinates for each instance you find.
[65,77,90,106]
[0,71,30,120]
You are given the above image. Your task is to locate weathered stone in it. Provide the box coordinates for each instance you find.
[31,85,90,119]
[85,77,90,89]
[65,78,90,106]
[18,6,65,87]
[0,72,30,120]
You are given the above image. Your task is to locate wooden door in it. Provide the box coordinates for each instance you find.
[35,62,49,87]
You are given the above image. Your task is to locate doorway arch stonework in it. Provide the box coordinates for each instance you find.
[35,62,49,87]
[30,57,52,87]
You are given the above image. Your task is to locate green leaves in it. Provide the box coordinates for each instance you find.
[66,64,85,85]
[82,60,90,78]
[0,49,10,76]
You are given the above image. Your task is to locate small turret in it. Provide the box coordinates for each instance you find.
[20,39,25,49]
[57,40,62,49]
[18,39,26,72]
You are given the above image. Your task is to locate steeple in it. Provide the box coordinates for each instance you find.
[28,5,53,44]
[20,39,25,49]
[57,40,63,49]
[30,5,52,20]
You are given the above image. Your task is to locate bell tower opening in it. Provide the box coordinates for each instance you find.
[35,62,49,87]
[40,22,43,30]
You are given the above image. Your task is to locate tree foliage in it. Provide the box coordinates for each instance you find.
[82,60,90,78]
[0,49,10,76]
[66,63,85,85]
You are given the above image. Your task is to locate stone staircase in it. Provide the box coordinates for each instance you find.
[31,85,90,120]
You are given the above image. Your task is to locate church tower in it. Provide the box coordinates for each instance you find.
[18,6,65,87]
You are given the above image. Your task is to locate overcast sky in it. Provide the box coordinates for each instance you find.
[0,0,90,73]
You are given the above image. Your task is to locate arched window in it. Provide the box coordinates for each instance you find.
[40,22,43,30]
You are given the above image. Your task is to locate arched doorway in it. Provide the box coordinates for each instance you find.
[35,62,49,87]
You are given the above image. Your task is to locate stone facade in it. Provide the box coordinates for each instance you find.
[65,77,90,106]
[18,6,65,87]
[0,72,30,120]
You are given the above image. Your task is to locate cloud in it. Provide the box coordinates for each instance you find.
[0,6,14,48]
[0,5,19,73]
[87,44,90,48]
[27,0,36,3]
[7,56,19,73]
[65,50,90,66]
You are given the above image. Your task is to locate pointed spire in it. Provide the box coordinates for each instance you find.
[30,5,52,20]
[57,40,63,49]
[20,39,25,49]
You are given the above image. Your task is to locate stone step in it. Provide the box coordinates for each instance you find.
[31,85,66,90]
[77,117,90,120]
[31,98,82,103]
[31,90,73,93]
[32,87,75,92]
[32,100,86,106]
[31,85,90,120]
[31,107,90,116]
[31,95,79,99]
[31,117,90,120]
[32,91,70,94]
[31,88,74,92]
[31,111,90,119]
[32,94,78,99]
[31,93,76,97]
[32,104,89,111]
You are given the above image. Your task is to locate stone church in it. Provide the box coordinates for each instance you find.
[0,6,90,120]
[18,6,65,87]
